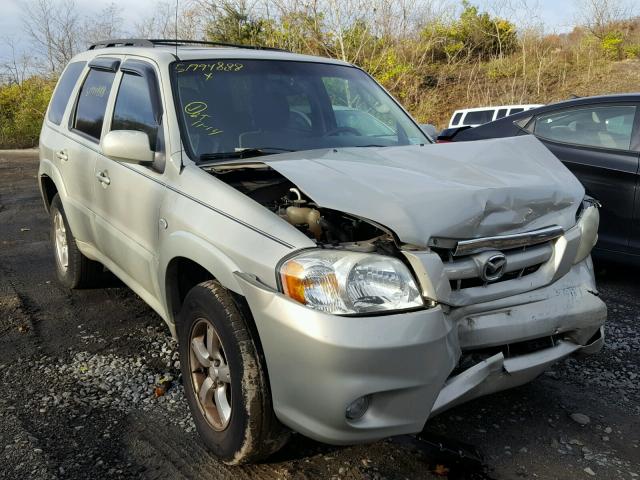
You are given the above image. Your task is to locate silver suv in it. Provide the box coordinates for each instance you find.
[38,39,606,464]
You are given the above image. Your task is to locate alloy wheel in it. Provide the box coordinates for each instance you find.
[189,318,232,430]
[53,210,69,271]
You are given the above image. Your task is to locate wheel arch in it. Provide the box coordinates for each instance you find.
[38,158,70,212]
[161,231,244,326]
[40,174,58,212]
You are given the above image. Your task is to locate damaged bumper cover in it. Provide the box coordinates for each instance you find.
[430,261,605,416]
[235,256,606,445]
[431,327,604,417]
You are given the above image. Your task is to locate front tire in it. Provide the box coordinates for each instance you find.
[178,280,288,464]
[49,194,103,289]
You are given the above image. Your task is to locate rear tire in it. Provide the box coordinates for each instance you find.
[178,280,288,464]
[50,194,104,289]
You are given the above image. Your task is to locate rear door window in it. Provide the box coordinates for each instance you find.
[533,105,637,150]
[509,108,524,115]
[463,110,494,125]
[48,61,86,125]
[72,69,116,141]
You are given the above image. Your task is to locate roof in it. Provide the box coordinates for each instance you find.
[72,39,352,67]
[491,93,640,125]
[540,93,640,109]
[452,104,543,114]
[174,47,351,65]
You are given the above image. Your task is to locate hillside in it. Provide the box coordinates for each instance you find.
[2,0,640,147]
[416,58,640,128]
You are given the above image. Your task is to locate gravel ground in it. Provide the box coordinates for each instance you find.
[0,150,638,479]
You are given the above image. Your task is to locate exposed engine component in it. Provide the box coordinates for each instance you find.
[280,188,322,240]
[273,188,385,245]
[208,163,393,248]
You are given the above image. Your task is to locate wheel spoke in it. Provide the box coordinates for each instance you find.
[206,324,219,356]
[214,383,232,425]
[191,336,211,368]
[198,376,215,406]
[217,363,231,383]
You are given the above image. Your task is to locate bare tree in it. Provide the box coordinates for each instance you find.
[22,0,82,75]
[575,0,636,38]
[134,0,204,39]
[0,37,34,85]
[83,3,125,45]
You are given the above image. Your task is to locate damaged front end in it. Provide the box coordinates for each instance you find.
[205,141,606,445]
[422,197,605,414]
[204,160,399,251]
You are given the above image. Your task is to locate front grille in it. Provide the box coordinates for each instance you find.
[452,263,542,290]
[433,241,553,292]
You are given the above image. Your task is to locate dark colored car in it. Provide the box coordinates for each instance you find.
[438,94,640,265]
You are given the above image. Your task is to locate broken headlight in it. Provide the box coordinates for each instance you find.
[574,197,600,264]
[278,250,424,314]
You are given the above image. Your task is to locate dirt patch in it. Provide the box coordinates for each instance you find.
[0,278,34,339]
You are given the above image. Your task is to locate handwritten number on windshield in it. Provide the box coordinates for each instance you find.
[175,62,244,81]
[184,101,223,136]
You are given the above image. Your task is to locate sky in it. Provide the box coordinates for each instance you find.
[475,0,579,32]
[0,0,601,62]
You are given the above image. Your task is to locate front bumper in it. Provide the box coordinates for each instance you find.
[235,260,606,445]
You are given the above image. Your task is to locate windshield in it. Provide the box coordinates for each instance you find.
[170,59,429,162]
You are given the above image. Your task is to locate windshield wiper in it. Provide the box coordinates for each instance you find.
[200,147,295,162]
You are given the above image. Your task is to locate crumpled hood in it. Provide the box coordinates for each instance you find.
[263,136,584,247]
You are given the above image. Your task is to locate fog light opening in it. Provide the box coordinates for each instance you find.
[345,395,370,421]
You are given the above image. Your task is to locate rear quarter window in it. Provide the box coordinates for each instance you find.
[47,61,86,125]
[72,69,116,141]
[451,112,463,125]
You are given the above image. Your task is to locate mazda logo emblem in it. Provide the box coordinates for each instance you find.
[481,253,507,282]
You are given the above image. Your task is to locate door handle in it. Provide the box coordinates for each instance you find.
[55,150,68,161]
[95,171,111,186]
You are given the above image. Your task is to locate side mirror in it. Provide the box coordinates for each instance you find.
[102,130,154,164]
[420,123,438,139]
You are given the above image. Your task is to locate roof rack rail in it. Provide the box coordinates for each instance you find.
[88,39,154,49]
[88,38,288,52]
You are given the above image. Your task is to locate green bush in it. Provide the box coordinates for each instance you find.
[483,57,520,80]
[601,31,624,60]
[0,77,55,149]
[422,1,518,62]
[624,44,640,59]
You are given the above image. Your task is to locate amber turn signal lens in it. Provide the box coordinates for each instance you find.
[281,260,306,304]
[280,259,340,306]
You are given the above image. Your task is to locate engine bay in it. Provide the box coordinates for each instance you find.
[206,163,395,251]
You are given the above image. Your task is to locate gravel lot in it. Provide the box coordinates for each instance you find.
[0,150,638,480]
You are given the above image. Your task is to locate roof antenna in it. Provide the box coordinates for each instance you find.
[175,0,184,170]
[175,0,179,56]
